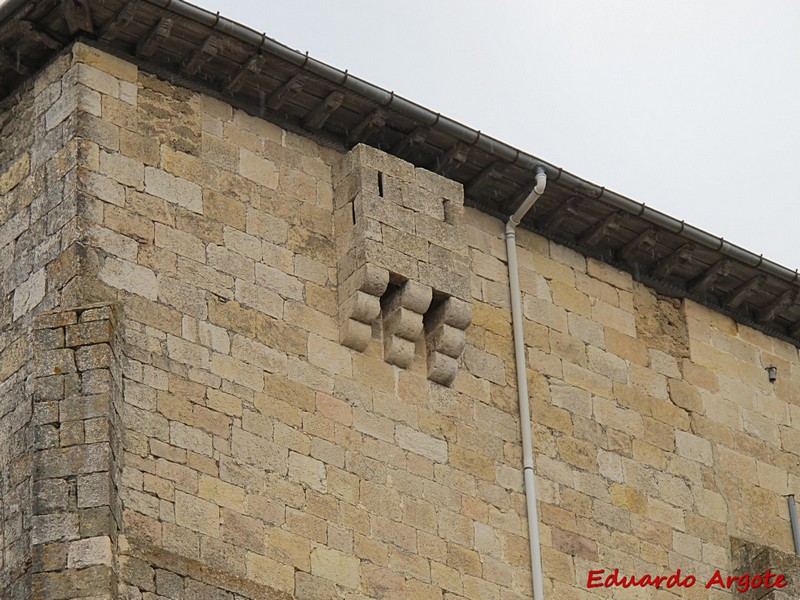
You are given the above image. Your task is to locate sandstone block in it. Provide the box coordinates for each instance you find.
[166,334,210,369]
[308,333,352,376]
[210,353,264,391]
[316,392,353,426]
[198,475,245,510]
[65,320,112,347]
[99,257,157,300]
[0,152,30,194]
[175,491,219,537]
[170,422,213,456]
[231,334,286,373]
[427,351,459,386]
[144,167,202,214]
[207,388,242,417]
[675,430,713,466]
[31,513,80,544]
[99,150,143,189]
[13,267,46,320]
[245,552,295,593]
[239,148,278,189]
[67,536,113,569]
[310,546,361,589]
[289,451,327,492]
[73,43,137,82]
[396,424,447,463]
[255,263,304,301]
[235,279,284,318]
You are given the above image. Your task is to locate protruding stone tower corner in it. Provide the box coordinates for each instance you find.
[28,302,123,600]
[333,144,472,385]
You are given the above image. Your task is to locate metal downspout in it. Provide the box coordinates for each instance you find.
[789,495,800,555]
[505,166,547,600]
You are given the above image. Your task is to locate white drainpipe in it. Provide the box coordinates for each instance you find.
[504,166,547,600]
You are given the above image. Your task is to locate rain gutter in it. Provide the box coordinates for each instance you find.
[1,0,798,285]
[0,0,32,22]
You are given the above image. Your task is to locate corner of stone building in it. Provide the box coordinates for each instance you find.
[29,303,123,600]
[0,39,133,599]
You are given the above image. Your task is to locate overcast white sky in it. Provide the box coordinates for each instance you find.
[193,0,800,269]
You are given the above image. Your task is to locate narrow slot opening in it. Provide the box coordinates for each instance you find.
[377,171,384,197]
[442,198,453,224]
[350,201,356,225]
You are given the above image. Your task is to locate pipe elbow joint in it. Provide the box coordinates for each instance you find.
[533,167,547,195]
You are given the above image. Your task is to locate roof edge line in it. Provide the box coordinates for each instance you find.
[0,0,31,23]
[3,0,798,286]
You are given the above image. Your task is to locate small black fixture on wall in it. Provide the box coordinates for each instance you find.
[766,365,778,383]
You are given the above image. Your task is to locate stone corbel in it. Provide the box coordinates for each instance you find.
[339,264,389,352]
[382,280,432,368]
[425,297,472,385]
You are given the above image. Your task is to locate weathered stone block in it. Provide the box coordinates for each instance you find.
[35,443,111,478]
[13,267,46,320]
[77,472,111,508]
[310,546,361,589]
[31,513,80,545]
[66,536,112,569]
[74,344,113,371]
[174,491,220,537]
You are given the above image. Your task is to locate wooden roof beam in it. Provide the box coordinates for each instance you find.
[650,243,694,278]
[579,211,623,247]
[689,258,732,295]
[19,21,61,49]
[539,196,579,231]
[757,288,797,324]
[0,49,30,75]
[466,162,508,197]
[618,227,659,264]
[225,54,265,93]
[508,180,537,209]
[98,1,137,42]
[347,109,387,145]
[304,90,344,129]
[723,274,765,310]
[265,73,304,110]
[392,127,428,159]
[435,143,469,178]
[181,36,218,76]
[61,0,94,35]
[136,16,173,58]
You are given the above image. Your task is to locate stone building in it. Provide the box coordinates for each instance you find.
[2,1,800,598]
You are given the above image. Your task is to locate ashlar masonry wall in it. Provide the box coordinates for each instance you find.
[469,212,800,598]
[0,42,536,599]
[3,39,800,600]
[1,49,88,599]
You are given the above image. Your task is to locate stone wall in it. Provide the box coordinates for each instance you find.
[30,304,122,599]
[1,49,85,599]
[471,223,800,597]
[3,40,800,600]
